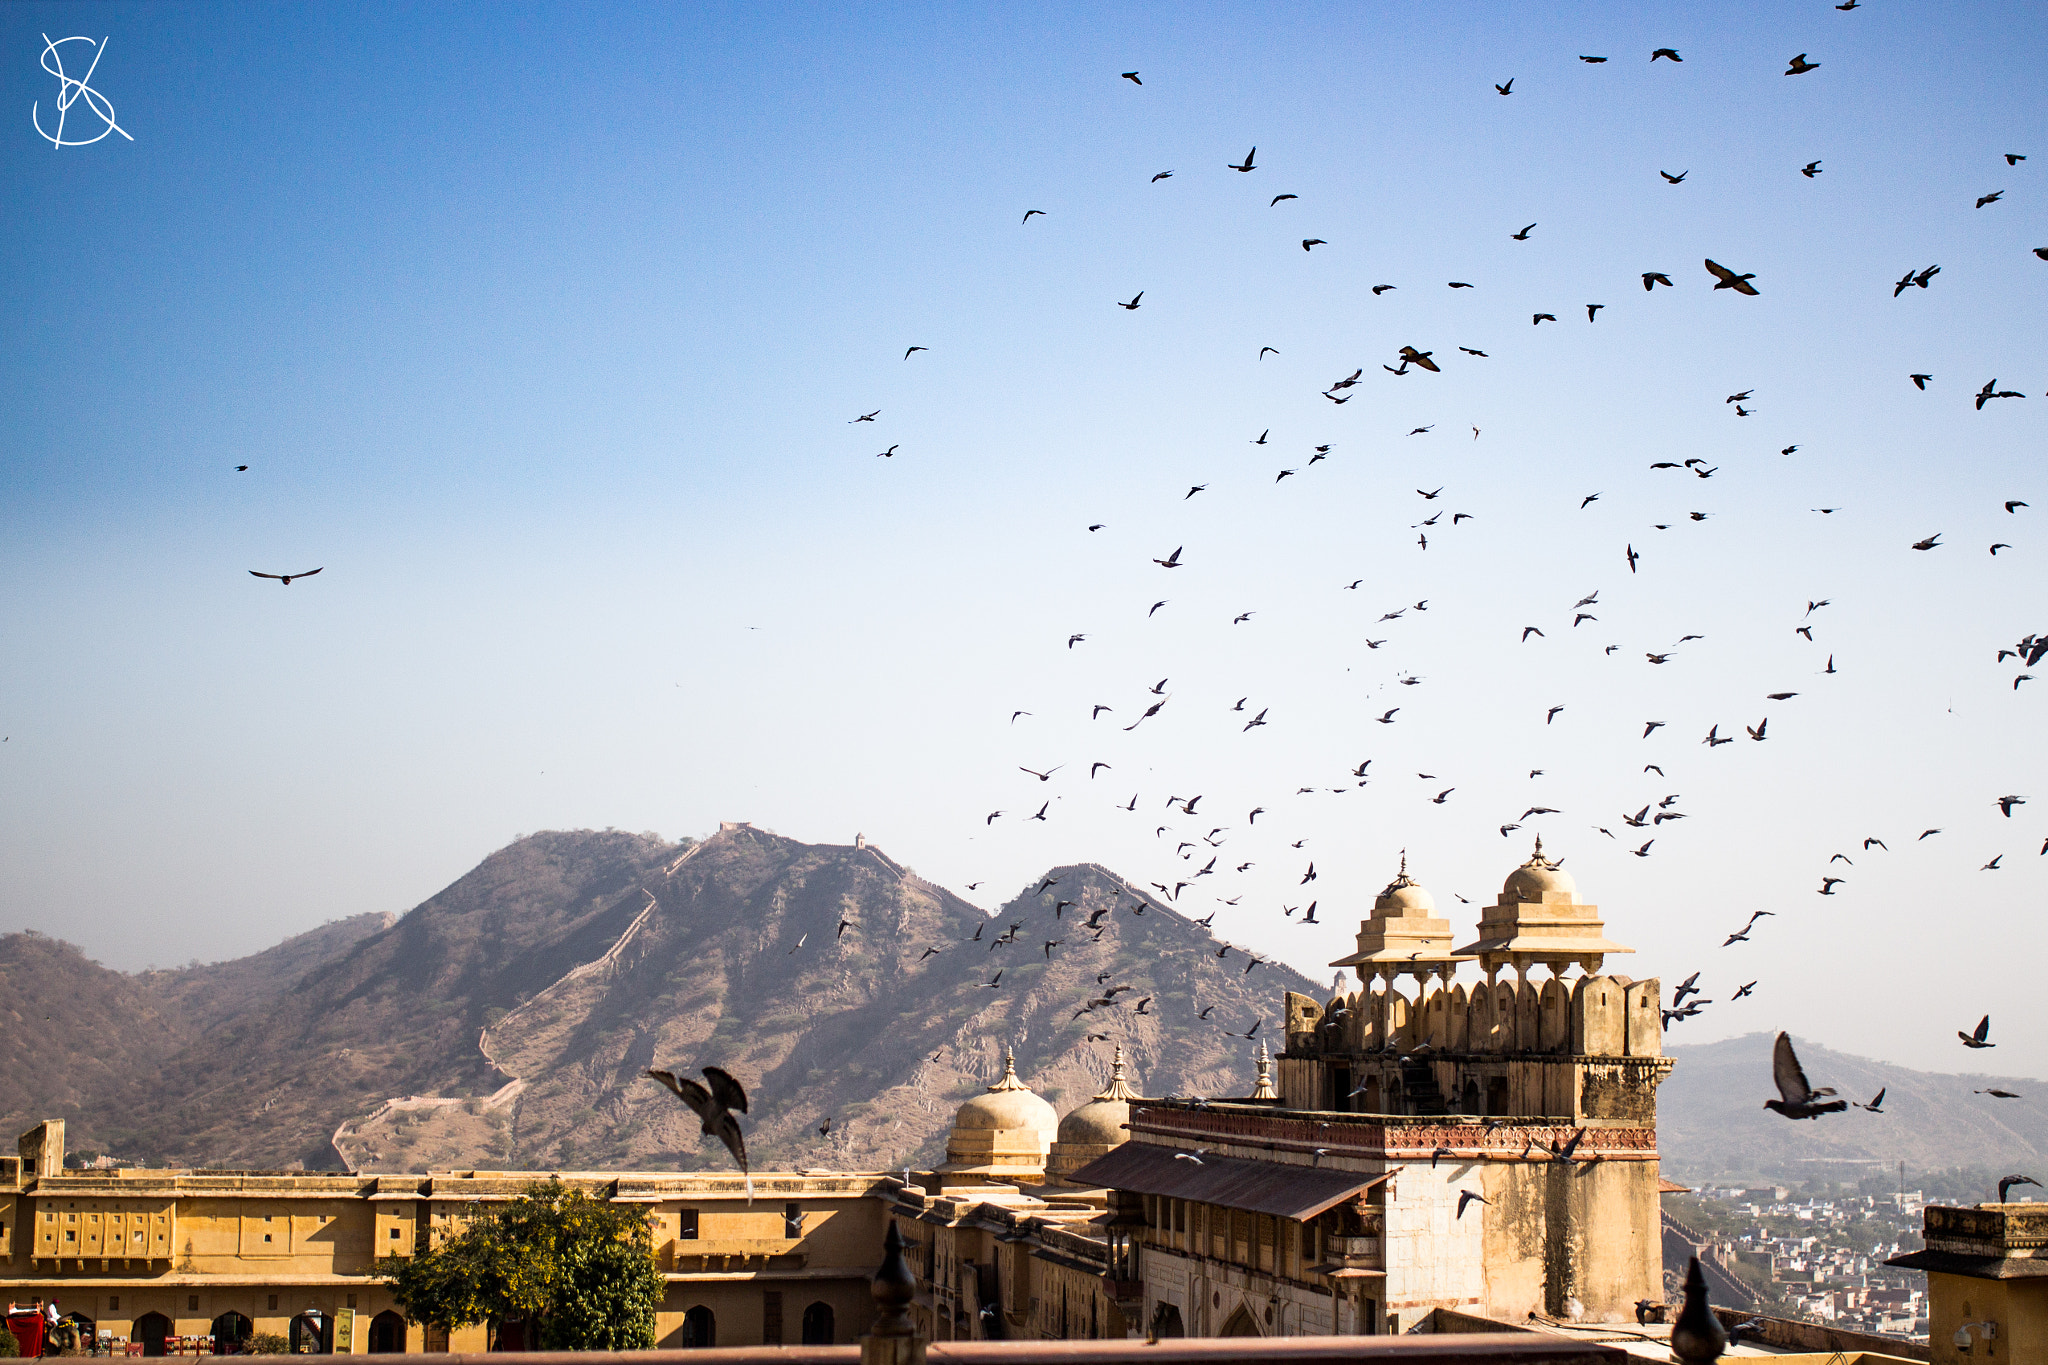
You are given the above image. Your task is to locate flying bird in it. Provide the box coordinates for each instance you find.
[1643,272,1673,290]
[1227,147,1257,172]
[1651,48,1682,61]
[249,568,323,585]
[1999,1175,2042,1203]
[1764,1033,1847,1120]
[1302,239,1325,251]
[1961,1015,1995,1049]
[904,347,926,359]
[1512,223,1536,240]
[1784,54,1819,75]
[1705,259,1760,294]
[1660,170,1687,184]
[1121,72,1141,84]
[1119,292,1143,310]
[1271,195,1296,206]
[646,1066,753,1198]
[1021,209,1045,223]
[1495,79,1513,95]
[1977,191,2004,209]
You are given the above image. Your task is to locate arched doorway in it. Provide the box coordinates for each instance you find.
[134,1312,171,1357]
[366,1312,407,1354]
[211,1312,252,1355]
[289,1310,332,1355]
[1219,1305,1261,1337]
[799,1302,834,1345]
[681,1306,714,1348]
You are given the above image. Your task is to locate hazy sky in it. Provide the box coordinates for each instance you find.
[4,2,2044,1080]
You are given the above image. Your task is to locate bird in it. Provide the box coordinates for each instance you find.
[1121,72,1141,85]
[1029,802,1049,821]
[1912,533,1942,551]
[1495,79,1513,95]
[1119,292,1143,310]
[234,464,249,471]
[904,347,926,359]
[1977,191,2004,209]
[1978,1089,2022,1100]
[1586,304,1604,321]
[1302,239,1325,251]
[1651,48,1682,61]
[2008,154,2029,165]
[1270,195,1296,207]
[1997,795,2026,817]
[1660,170,1687,184]
[1512,223,1536,240]
[850,410,880,423]
[2007,501,2029,512]
[1533,313,1557,325]
[1019,765,1062,782]
[1173,1151,1204,1165]
[1746,719,1768,742]
[1259,347,1278,359]
[1547,706,1565,723]
[1447,281,1473,288]
[1784,53,1819,75]
[249,568,323,585]
[1579,492,1599,508]
[646,1066,753,1198]
[1459,347,1487,357]
[1153,546,1184,568]
[1961,1015,1995,1048]
[1580,55,1607,63]
[1765,1033,1847,1119]
[1399,346,1441,371]
[1852,1088,1885,1114]
[1373,284,1396,295]
[1632,839,1654,858]
[1733,982,1757,1000]
[1911,374,1932,389]
[1705,259,1760,294]
[1227,147,1256,172]
[1643,272,1673,290]
[1067,633,1086,648]
[1999,1175,2042,1203]
[979,971,1003,989]
[1627,544,1639,572]
[1151,170,1173,182]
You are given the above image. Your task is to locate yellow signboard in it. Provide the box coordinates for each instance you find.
[332,1307,357,1354]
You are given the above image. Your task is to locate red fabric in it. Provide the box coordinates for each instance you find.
[5,1311,46,1358]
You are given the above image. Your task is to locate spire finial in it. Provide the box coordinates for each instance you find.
[1532,833,1545,861]
[1399,849,1407,876]
[1251,1039,1278,1100]
[1093,1043,1140,1101]
[988,1049,1029,1092]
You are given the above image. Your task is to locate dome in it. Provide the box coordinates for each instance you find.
[1503,836,1577,901]
[1057,1097,1130,1147]
[1377,871,1436,914]
[953,1053,1058,1135]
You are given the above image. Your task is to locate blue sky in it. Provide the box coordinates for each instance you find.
[3,2,2045,1078]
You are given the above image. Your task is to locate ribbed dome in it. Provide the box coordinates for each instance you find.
[1377,876,1436,913]
[954,1052,1057,1135]
[1504,836,1577,901]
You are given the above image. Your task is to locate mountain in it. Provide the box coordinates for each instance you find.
[1660,1031,2048,1181]
[3,825,1317,1174]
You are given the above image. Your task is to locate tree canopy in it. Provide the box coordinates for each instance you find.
[377,1181,663,1350]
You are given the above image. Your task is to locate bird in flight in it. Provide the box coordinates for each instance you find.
[1495,79,1513,95]
[1586,304,1604,321]
[1259,346,1278,358]
[1643,272,1673,290]
[1020,765,1062,782]
[1121,72,1141,85]
[1651,48,1682,61]
[1152,170,1173,182]
[646,1065,753,1198]
[1271,194,1297,206]
[1660,170,1687,184]
[1765,1033,1847,1120]
[1302,239,1325,251]
[1022,209,1045,223]
[1784,54,1820,75]
[1705,259,1760,294]
[1961,1015,1995,1048]
[1580,55,1607,63]
[250,568,323,585]
[1153,546,1184,568]
[1533,312,1557,325]
[1227,147,1257,172]
[1119,292,1143,310]
[850,410,879,423]
[904,346,926,359]
[1911,533,1942,551]
[1977,191,2004,209]
[2000,1175,2042,1203]
[1512,223,1536,240]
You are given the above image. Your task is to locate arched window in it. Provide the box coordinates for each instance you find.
[289,1311,332,1355]
[366,1311,407,1354]
[134,1313,172,1358]
[681,1306,715,1349]
[210,1312,252,1355]
[799,1302,834,1345]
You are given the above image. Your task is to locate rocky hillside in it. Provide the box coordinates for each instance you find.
[3,826,1317,1174]
[1661,1031,2048,1180]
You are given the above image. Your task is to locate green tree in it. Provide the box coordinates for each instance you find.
[377,1181,662,1350]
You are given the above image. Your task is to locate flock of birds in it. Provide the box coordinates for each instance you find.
[570,35,2048,1216]
[626,39,2047,1200]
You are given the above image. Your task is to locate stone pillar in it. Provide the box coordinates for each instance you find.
[862,1222,927,1365]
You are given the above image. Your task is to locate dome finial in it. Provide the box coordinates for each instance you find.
[1251,1039,1278,1100]
[1093,1045,1140,1101]
[988,1049,1028,1092]
[1399,849,1408,876]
